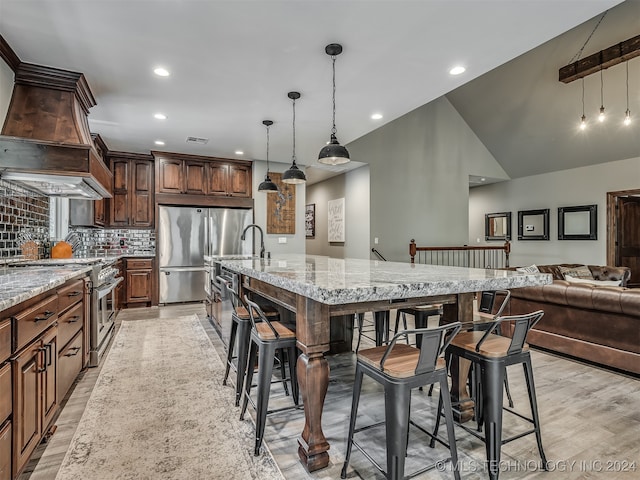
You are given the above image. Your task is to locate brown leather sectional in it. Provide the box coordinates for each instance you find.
[505,264,640,375]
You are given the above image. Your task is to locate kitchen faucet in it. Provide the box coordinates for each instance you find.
[241,224,265,258]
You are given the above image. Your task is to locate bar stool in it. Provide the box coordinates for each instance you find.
[220,279,281,406]
[393,304,442,343]
[353,311,391,352]
[341,322,462,480]
[442,310,548,480]
[240,296,299,456]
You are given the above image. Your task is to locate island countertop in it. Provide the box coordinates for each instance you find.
[0,265,92,311]
[218,254,552,305]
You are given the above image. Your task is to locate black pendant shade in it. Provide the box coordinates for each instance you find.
[258,119,279,193]
[282,91,306,185]
[318,43,350,165]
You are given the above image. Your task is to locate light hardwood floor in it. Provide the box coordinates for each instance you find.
[20,304,640,479]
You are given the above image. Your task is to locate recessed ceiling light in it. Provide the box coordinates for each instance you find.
[480,177,486,182]
[154,140,165,146]
[154,113,167,120]
[371,113,383,120]
[154,67,170,77]
[449,65,466,75]
[235,150,244,155]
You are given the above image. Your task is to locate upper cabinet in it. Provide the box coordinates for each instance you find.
[109,152,155,228]
[153,151,252,208]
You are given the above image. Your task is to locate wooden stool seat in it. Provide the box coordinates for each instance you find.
[358,344,446,378]
[451,331,530,358]
[255,321,296,340]
[235,305,278,320]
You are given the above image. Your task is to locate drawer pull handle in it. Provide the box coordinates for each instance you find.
[34,310,55,322]
[36,346,47,372]
[67,316,80,323]
[67,291,82,297]
[65,347,81,357]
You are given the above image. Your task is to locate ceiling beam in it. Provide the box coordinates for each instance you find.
[559,34,640,83]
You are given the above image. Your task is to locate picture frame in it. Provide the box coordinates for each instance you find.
[517,208,549,240]
[558,204,597,240]
[305,204,315,238]
[328,198,345,242]
[485,212,511,241]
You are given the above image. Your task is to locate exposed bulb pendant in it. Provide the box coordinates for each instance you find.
[282,92,306,185]
[598,68,606,122]
[580,78,587,130]
[258,120,279,193]
[318,43,350,165]
[624,61,632,126]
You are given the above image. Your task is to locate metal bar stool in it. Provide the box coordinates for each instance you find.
[393,304,442,344]
[240,296,300,456]
[353,311,391,352]
[220,278,281,406]
[442,310,548,480]
[341,322,462,480]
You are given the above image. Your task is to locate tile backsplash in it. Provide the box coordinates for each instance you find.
[0,179,50,258]
[67,227,156,257]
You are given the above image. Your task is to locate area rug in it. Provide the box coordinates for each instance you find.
[55,316,284,480]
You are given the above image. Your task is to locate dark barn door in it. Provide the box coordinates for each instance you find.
[616,195,640,287]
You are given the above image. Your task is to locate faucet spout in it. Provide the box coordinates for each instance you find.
[241,224,265,258]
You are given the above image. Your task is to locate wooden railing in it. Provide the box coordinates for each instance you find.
[409,239,511,268]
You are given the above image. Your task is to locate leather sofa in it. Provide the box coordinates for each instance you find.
[503,264,640,375]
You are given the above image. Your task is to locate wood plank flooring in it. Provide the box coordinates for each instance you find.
[20,304,640,479]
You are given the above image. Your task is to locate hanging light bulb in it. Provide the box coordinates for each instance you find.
[598,68,606,122]
[580,78,587,130]
[318,43,350,165]
[282,92,306,184]
[624,61,631,126]
[258,120,279,193]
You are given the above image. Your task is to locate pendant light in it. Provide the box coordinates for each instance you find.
[318,43,350,165]
[258,120,279,192]
[579,78,587,130]
[282,91,306,184]
[598,68,606,122]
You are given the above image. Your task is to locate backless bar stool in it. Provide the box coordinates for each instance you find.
[341,322,462,480]
[442,310,548,480]
[220,278,280,406]
[240,296,299,456]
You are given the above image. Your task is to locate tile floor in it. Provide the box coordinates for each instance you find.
[20,304,640,480]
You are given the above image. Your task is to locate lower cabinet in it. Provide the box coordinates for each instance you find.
[0,421,10,480]
[58,331,83,401]
[125,258,153,307]
[12,325,58,477]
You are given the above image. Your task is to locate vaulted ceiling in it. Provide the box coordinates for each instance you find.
[1,0,632,184]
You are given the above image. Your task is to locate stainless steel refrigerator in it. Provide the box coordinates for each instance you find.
[158,206,253,303]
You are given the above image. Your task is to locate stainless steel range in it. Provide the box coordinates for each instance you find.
[10,257,123,367]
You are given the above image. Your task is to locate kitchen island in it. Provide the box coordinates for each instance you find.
[218,254,552,472]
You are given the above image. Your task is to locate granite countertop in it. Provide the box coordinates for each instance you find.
[219,254,553,305]
[0,265,92,312]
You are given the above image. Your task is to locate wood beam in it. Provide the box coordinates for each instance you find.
[559,34,640,83]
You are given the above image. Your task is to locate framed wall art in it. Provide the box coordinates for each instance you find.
[305,204,315,238]
[266,172,295,234]
[558,204,597,240]
[328,197,345,242]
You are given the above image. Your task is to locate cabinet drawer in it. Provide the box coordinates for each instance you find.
[58,330,83,401]
[15,295,57,352]
[0,420,10,480]
[0,363,10,424]
[126,258,152,270]
[57,302,83,350]
[57,279,84,313]
[0,320,10,363]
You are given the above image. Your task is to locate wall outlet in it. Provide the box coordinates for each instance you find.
[374,237,379,244]
[278,237,287,244]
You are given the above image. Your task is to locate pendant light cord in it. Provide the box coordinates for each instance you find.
[600,68,604,107]
[626,61,630,110]
[266,123,270,169]
[331,55,337,135]
[569,10,608,63]
[292,97,297,164]
[581,78,585,116]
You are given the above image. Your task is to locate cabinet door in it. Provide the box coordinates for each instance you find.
[40,327,57,430]
[228,164,252,197]
[126,269,152,304]
[110,158,130,226]
[94,198,106,226]
[13,342,41,475]
[0,420,10,480]
[131,160,154,227]
[207,162,228,195]
[185,160,207,194]
[157,159,183,194]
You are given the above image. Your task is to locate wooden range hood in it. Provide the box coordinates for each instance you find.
[0,62,112,199]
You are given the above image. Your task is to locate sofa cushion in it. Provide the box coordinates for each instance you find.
[516,264,540,274]
[565,275,622,286]
[559,265,593,280]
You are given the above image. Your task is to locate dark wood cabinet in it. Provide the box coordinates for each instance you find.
[154,151,252,204]
[0,420,10,480]
[109,153,154,228]
[125,258,154,307]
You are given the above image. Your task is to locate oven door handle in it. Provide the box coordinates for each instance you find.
[96,276,124,299]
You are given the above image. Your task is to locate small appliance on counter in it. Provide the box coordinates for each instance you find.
[51,240,73,258]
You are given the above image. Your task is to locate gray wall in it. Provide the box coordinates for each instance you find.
[0,57,13,126]
[469,156,640,266]
[305,165,370,259]
[346,96,507,262]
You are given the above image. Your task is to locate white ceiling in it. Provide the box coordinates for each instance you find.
[0,0,624,184]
